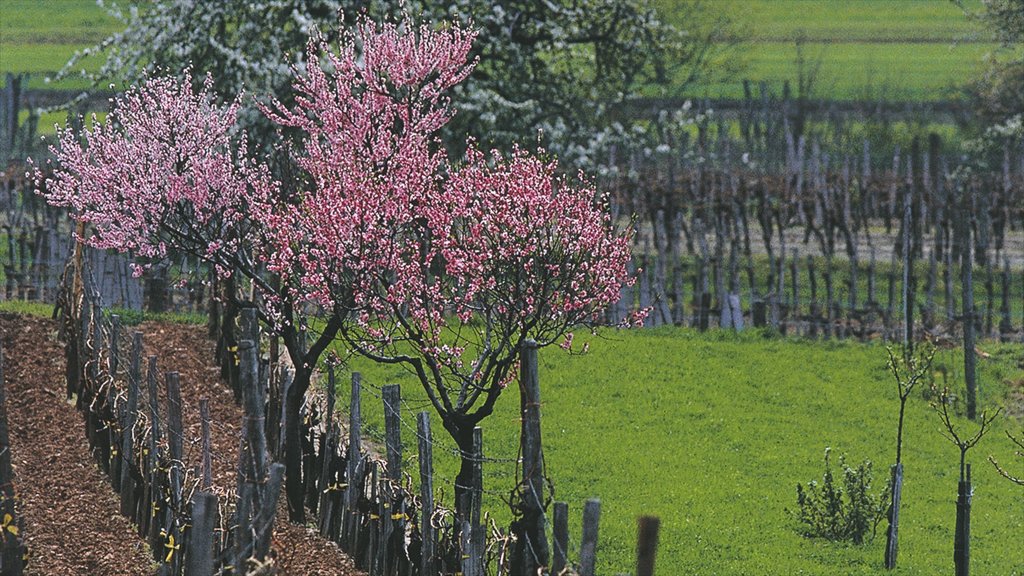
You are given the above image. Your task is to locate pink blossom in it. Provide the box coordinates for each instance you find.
[34,70,275,276]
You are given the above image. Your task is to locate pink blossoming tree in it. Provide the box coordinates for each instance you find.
[259,19,638,517]
[33,71,344,523]
[38,16,640,528]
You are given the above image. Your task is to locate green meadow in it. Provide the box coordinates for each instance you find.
[0,0,119,89]
[651,0,1004,101]
[340,327,1024,574]
[0,0,1011,101]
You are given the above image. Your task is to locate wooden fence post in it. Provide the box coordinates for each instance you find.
[186,491,217,576]
[512,340,549,575]
[255,463,286,561]
[317,364,337,535]
[417,411,435,576]
[344,373,364,553]
[884,462,903,569]
[579,498,601,576]
[954,464,972,576]
[119,332,142,518]
[552,502,569,575]
[108,314,122,492]
[636,516,661,576]
[199,398,212,491]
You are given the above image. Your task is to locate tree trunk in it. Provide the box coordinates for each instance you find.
[284,366,311,523]
[447,417,476,522]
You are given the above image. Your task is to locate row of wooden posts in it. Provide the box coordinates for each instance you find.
[37,254,665,575]
[53,265,287,575]
[622,246,1023,344]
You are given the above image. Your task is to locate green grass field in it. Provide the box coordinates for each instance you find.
[0,0,119,89]
[686,41,999,102]
[655,0,987,43]
[341,327,1024,574]
[650,0,1007,101]
[0,0,1009,101]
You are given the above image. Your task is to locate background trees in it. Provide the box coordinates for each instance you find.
[63,0,729,160]
[958,0,1024,133]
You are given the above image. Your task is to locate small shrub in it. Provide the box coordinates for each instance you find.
[792,448,889,544]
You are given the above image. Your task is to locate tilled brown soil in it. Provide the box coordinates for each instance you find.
[0,312,363,576]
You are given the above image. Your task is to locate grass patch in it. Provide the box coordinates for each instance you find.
[647,0,1010,102]
[655,0,988,44]
[0,300,203,325]
[107,307,206,326]
[0,300,54,317]
[1,1,119,88]
[663,41,998,102]
[0,0,122,45]
[336,326,1023,574]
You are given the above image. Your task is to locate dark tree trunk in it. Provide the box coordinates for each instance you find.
[446,415,477,522]
[284,365,311,523]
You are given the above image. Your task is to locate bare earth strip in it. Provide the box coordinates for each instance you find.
[1,312,153,575]
[0,313,364,575]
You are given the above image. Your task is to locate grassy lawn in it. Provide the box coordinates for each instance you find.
[655,0,987,43]
[0,0,1003,102]
[0,0,119,88]
[686,41,998,102]
[340,327,1023,574]
[651,0,1003,101]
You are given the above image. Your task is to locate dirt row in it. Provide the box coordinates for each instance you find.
[0,312,364,575]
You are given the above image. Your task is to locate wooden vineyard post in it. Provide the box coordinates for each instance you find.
[728,293,744,331]
[636,516,661,576]
[417,411,436,576]
[960,188,977,420]
[89,302,111,475]
[165,371,185,573]
[512,340,549,575]
[999,258,1013,341]
[255,463,285,561]
[236,337,271,566]
[187,491,217,576]
[925,249,937,331]
[317,364,337,536]
[752,300,767,328]
[552,502,569,575]
[884,462,903,569]
[0,344,25,575]
[145,356,164,555]
[902,185,914,355]
[344,373,364,553]
[579,498,601,576]
[381,384,403,575]
[199,398,212,490]
[108,314,121,493]
[382,385,402,481]
[471,427,484,575]
[954,464,972,576]
[120,332,142,518]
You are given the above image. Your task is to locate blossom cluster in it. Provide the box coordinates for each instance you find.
[38,15,640,405]
[35,71,275,275]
